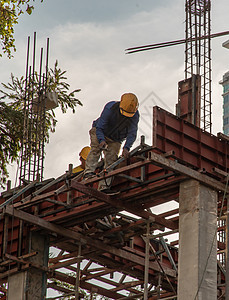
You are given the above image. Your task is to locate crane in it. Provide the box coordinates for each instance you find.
[126,0,229,133]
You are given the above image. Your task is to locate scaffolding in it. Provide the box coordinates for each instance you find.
[1,0,229,298]
[0,105,228,298]
[126,0,214,133]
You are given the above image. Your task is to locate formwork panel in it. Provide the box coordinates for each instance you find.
[153,106,229,177]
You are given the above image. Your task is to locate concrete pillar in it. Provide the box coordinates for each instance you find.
[8,232,49,300]
[178,179,217,299]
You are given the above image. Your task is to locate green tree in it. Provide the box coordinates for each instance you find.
[0,0,42,58]
[0,60,82,187]
[0,102,23,187]
[50,277,109,300]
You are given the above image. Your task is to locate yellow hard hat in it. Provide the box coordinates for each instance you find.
[120,93,139,117]
[79,146,91,160]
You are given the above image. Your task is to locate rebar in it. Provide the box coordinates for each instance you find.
[19,33,50,185]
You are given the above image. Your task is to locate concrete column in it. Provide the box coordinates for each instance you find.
[178,179,217,299]
[8,232,49,300]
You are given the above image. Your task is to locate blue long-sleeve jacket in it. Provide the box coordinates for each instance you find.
[92,101,139,150]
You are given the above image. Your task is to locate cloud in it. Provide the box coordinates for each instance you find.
[1,0,229,186]
[40,8,186,179]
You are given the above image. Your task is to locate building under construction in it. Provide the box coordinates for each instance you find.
[0,1,229,299]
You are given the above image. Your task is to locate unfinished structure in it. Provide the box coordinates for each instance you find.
[184,0,212,132]
[19,32,57,185]
[0,105,228,299]
[0,0,229,299]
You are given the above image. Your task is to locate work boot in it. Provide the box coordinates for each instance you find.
[100,188,120,195]
[83,172,96,180]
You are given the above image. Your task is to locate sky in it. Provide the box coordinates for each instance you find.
[1,0,229,186]
[0,1,228,298]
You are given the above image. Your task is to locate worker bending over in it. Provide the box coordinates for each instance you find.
[84,93,140,193]
[72,146,91,174]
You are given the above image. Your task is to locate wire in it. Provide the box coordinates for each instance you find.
[125,31,229,54]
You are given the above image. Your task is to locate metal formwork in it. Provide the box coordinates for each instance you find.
[0,105,228,298]
[153,106,229,178]
[177,74,201,127]
[0,145,180,299]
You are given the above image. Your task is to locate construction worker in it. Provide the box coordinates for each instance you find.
[84,93,140,193]
[72,146,91,174]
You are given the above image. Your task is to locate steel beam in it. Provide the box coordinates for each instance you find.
[148,151,228,192]
[71,180,152,220]
[51,271,122,299]
[4,206,176,278]
[71,181,177,229]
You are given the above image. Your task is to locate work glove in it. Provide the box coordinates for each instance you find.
[122,148,130,158]
[99,141,108,150]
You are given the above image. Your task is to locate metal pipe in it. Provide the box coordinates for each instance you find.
[33,46,43,181]
[20,36,30,185]
[143,221,150,300]
[125,30,229,54]
[41,37,50,181]
[75,242,82,300]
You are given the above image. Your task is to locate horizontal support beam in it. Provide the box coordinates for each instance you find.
[71,181,177,229]
[47,282,81,297]
[0,263,30,279]
[4,253,48,272]
[74,159,153,185]
[49,257,83,271]
[4,206,176,278]
[149,151,228,192]
[0,181,37,209]
[52,271,122,299]
[71,180,154,220]
[0,251,38,267]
